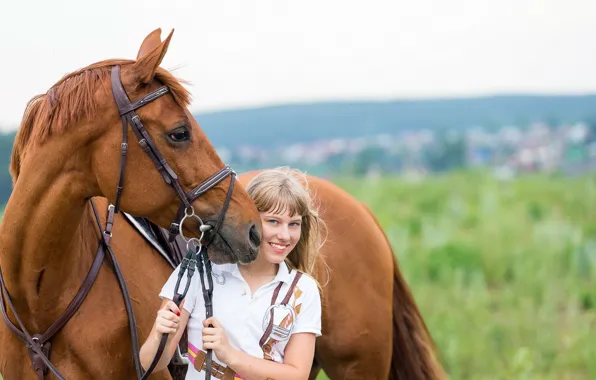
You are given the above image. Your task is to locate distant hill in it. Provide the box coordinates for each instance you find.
[1,93,596,205]
[194,94,596,148]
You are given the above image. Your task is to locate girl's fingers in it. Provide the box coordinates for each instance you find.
[163,300,181,316]
[157,314,175,324]
[157,316,178,329]
[202,333,221,341]
[203,317,222,328]
[157,326,177,334]
[155,318,178,330]
[157,309,180,323]
[201,327,220,335]
[155,324,177,335]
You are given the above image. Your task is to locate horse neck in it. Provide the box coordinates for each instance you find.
[0,138,100,326]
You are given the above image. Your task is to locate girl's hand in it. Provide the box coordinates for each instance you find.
[154,300,182,338]
[202,317,238,365]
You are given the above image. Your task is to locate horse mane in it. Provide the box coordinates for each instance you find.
[10,59,191,182]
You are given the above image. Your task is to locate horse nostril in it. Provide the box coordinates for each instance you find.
[249,224,261,249]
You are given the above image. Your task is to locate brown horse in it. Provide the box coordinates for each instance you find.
[0,29,262,379]
[0,28,445,380]
[238,171,447,380]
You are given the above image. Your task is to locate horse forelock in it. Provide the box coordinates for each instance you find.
[9,58,192,182]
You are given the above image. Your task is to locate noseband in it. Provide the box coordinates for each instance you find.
[0,65,233,380]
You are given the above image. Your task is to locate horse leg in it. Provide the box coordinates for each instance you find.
[315,322,392,380]
[313,258,393,380]
[313,227,394,378]
[316,256,447,380]
[315,260,446,380]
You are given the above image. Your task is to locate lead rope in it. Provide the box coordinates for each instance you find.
[197,250,215,380]
[140,244,199,379]
[140,207,214,380]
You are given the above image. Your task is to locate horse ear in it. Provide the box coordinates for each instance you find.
[136,28,163,60]
[133,28,174,84]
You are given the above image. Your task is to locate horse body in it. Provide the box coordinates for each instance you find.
[0,28,445,380]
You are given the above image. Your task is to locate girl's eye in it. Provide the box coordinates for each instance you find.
[267,219,278,224]
[167,128,190,142]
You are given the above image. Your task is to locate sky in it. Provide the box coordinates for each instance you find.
[1,0,595,131]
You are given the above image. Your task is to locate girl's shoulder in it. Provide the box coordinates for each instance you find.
[291,270,320,295]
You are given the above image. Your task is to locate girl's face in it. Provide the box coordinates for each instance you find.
[259,208,302,264]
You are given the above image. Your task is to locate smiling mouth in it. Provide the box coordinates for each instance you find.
[269,242,288,253]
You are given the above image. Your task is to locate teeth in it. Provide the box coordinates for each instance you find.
[270,243,286,249]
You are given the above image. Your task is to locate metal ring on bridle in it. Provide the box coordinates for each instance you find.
[179,207,205,243]
[186,237,203,253]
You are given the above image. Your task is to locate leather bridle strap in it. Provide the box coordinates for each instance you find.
[109,65,178,378]
[206,171,235,246]
[89,199,146,380]
[0,268,67,380]
[111,65,191,211]
[0,248,104,347]
[197,250,215,379]
[168,168,236,244]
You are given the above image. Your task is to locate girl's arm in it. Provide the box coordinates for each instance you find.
[139,299,189,372]
[202,317,316,380]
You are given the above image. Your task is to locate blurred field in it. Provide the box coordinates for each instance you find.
[2,172,595,380]
[315,171,596,380]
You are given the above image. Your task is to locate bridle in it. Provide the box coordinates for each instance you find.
[0,65,233,380]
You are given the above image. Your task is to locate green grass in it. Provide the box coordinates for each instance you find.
[2,172,595,379]
[315,171,596,379]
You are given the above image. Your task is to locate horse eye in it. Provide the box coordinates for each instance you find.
[167,128,190,142]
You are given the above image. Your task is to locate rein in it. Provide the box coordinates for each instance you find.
[0,65,230,380]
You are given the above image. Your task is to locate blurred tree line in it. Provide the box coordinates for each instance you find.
[0,132,15,206]
[1,93,596,205]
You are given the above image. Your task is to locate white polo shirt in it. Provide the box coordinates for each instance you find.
[159,260,322,380]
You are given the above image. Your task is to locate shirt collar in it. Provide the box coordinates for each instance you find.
[211,261,294,284]
[273,261,293,284]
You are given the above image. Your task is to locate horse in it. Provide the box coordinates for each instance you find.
[0,28,262,380]
[0,28,446,379]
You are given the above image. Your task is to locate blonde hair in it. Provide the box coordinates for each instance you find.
[246,167,327,288]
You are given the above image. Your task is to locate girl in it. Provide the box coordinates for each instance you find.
[140,167,326,380]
